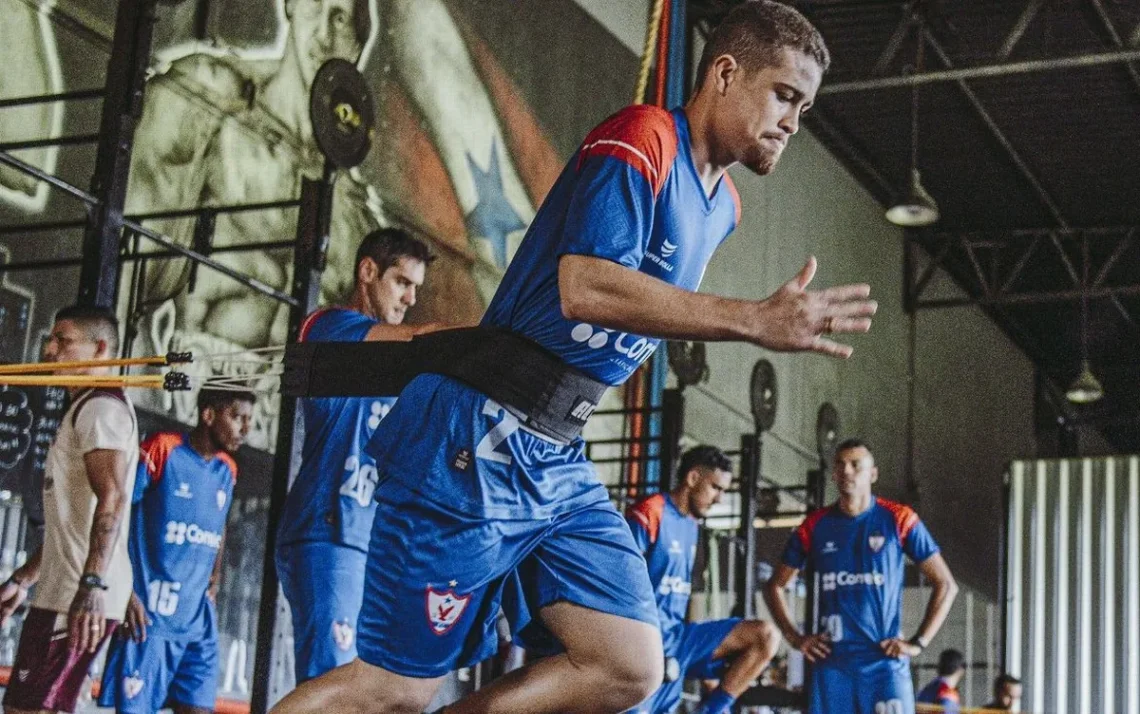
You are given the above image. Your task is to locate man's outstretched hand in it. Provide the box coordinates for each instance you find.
[751,257,877,358]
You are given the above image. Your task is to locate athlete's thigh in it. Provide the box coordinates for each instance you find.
[677,618,741,680]
[808,663,858,714]
[514,500,659,654]
[856,660,915,714]
[357,481,546,678]
[168,630,220,710]
[97,634,177,713]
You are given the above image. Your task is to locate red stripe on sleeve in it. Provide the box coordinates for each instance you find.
[878,497,920,544]
[577,105,678,196]
[626,493,666,544]
[298,308,333,343]
[795,507,829,552]
[140,432,183,484]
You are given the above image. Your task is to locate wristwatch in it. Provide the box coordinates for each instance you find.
[78,573,109,591]
[908,634,929,652]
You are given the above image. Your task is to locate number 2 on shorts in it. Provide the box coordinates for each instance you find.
[476,399,520,465]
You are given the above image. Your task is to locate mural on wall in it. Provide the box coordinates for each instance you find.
[121,0,569,445]
[0,0,634,445]
[0,0,64,213]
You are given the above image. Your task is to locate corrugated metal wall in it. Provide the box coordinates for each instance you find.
[1006,457,1140,714]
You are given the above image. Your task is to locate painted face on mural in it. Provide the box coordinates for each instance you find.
[287,0,365,87]
[360,255,426,325]
[719,47,823,176]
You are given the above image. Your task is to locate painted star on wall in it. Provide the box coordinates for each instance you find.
[465,139,526,269]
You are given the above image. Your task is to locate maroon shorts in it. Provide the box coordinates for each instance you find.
[3,607,119,713]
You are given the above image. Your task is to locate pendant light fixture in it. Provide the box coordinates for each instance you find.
[886,17,940,227]
[1066,289,1103,404]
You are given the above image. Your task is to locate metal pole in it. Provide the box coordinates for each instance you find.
[819,47,1140,94]
[734,432,759,619]
[250,172,334,713]
[77,0,158,308]
[658,388,684,493]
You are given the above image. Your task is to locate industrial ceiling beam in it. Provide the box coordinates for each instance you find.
[998,0,1046,60]
[819,47,1140,94]
[1084,0,1140,107]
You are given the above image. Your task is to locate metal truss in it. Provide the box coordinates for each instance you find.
[905,226,1140,309]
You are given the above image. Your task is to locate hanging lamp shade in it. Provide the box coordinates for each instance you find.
[886,168,940,227]
[1065,359,1104,404]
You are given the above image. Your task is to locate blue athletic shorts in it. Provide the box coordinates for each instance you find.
[628,617,741,714]
[276,541,368,683]
[355,479,660,678]
[809,658,914,714]
[98,625,218,711]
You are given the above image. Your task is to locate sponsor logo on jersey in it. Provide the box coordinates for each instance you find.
[868,532,886,553]
[123,672,144,699]
[426,583,471,635]
[657,575,692,596]
[668,540,683,555]
[164,520,223,548]
[569,324,656,362]
[367,400,391,431]
[175,482,193,499]
[821,570,886,591]
[822,541,838,554]
[331,619,355,651]
[646,239,678,272]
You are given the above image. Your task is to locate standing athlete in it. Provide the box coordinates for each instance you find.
[273,3,877,713]
[98,389,254,713]
[276,228,435,683]
[626,446,780,714]
[763,439,959,714]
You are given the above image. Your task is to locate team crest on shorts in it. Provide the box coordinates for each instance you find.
[868,532,886,553]
[331,619,355,651]
[123,672,144,699]
[426,584,470,635]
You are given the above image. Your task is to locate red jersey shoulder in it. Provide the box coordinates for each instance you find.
[795,506,830,551]
[217,451,239,483]
[139,432,184,483]
[578,105,678,196]
[877,497,920,542]
[298,307,336,343]
[626,492,667,544]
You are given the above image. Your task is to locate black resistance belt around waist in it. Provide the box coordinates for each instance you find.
[282,327,608,443]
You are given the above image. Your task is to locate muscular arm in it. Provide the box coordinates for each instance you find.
[912,553,958,645]
[762,563,831,662]
[81,448,130,577]
[559,254,876,358]
[762,564,803,643]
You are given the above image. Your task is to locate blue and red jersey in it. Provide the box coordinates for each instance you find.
[781,498,940,667]
[367,105,741,520]
[130,432,235,637]
[278,308,396,552]
[482,104,740,386]
[917,677,961,713]
[626,494,699,654]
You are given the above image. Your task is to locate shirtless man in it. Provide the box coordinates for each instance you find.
[127,0,533,347]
